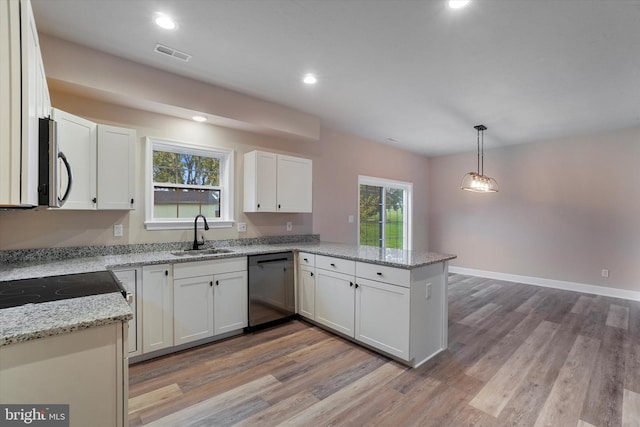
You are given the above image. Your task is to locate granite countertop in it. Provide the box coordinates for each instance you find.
[0,293,132,347]
[0,241,455,347]
[0,242,456,282]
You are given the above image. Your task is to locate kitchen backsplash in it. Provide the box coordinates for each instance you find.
[0,234,319,265]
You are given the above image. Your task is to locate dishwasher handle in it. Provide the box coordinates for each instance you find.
[256,257,290,264]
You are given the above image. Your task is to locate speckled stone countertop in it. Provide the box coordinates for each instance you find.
[0,240,454,347]
[0,242,455,281]
[0,293,132,347]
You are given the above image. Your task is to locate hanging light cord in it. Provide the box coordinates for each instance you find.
[480,127,484,176]
[476,127,481,175]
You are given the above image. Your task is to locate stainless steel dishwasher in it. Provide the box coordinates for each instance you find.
[247,252,295,329]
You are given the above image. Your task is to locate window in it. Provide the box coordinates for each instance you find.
[358,176,412,250]
[145,137,234,230]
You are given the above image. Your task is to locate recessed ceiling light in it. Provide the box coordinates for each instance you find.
[192,115,207,122]
[448,0,471,9]
[155,13,176,30]
[303,73,318,85]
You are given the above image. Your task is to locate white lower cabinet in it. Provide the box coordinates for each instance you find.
[173,275,214,346]
[112,268,142,356]
[214,270,248,334]
[172,257,247,346]
[141,264,173,353]
[307,255,448,367]
[315,268,355,337]
[355,277,410,360]
[298,265,315,319]
[0,323,127,427]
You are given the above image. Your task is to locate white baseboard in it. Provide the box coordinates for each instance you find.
[448,266,640,302]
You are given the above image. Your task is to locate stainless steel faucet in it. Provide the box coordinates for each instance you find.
[192,214,210,250]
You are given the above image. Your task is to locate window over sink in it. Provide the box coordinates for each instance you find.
[144,137,234,230]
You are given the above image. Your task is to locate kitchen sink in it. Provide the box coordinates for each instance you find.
[171,248,235,256]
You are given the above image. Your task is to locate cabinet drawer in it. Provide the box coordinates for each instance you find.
[174,257,247,279]
[356,262,410,287]
[298,252,315,268]
[316,255,355,276]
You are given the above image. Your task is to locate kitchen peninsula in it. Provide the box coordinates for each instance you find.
[0,239,455,368]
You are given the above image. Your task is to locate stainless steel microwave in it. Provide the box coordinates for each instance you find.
[38,117,72,208]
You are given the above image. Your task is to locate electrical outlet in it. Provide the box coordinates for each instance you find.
[601,269,609,278]
[348,215,354,223]
[426,283,432,300]
[113,224,123,237]
[237,223,247,233]
[286,221,293,231]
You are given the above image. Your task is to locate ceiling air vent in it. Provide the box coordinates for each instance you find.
[154,44,192,62]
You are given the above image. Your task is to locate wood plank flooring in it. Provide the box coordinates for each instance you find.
[129,274,640,426]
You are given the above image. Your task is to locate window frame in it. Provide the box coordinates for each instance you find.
[357,175,413,251]
[144,136,235,230]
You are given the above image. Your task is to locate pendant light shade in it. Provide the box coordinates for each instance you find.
[461,125,499,193]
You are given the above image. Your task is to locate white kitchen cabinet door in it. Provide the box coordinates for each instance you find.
[214,270,248,335]
[244,150,277,212]
[0,0,21,206]
[0,323,127,427]
[298,265,315,320]
[276,154,312,213]
[315,268,355,337]
[174,275,214,345]
[0,0,47,207]
[112,268,141,356]
[97,125,136,210]
[142,264,173,353]
[53,108,97,210]
[21,0,43,207]
[355,277,410,360]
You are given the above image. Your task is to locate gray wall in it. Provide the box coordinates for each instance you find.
[428,127,640,292]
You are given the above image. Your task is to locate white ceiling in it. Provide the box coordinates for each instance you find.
[31,0,640,156]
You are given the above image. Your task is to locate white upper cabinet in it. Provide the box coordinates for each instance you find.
[97,125,136,210]
[0,0,49,207]
[276,154,313,213]
[243,150,312,213]
[244,150,277,212]
[53,108,136,210]
[54,109,98,210]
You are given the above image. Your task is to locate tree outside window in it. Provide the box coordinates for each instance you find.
[152,151,221,219]
[144,137,234,230]
[358,176,412,250]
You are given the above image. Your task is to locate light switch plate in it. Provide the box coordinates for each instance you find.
[286,221,293,231]
[113,224,123,237]
[237,223,247,232]
[348,215,354,223]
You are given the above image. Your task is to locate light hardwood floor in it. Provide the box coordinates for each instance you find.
[128,274,640,426]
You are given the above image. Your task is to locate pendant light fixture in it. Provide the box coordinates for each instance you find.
[460,124,499,193]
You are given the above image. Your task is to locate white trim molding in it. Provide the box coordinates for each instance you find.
[449,266,640,302]
[357,175,413,251]
[144,136,235,230]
